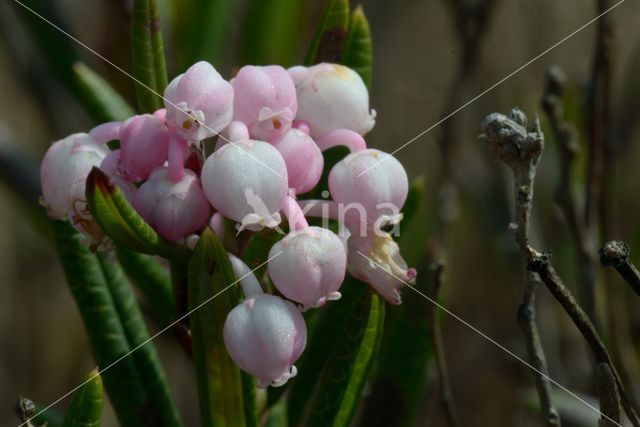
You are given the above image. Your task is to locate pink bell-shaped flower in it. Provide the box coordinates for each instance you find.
[288,63,375,138]
[347,232,416,305]
[133,167,210,242]
[231,65,297,142]
[164,61,234,141]
[328,149,408,229]
[118,114,170,181]
[223,293,307,388]
[41,133,109,220]
[201,124,288,231]
[272,128,323,195]
[268,226,346,310]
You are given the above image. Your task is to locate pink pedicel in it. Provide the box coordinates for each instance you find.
[164,61,234,141]
[328,149,408,229]
[118,114,170,182]
[272,128,323,195]
[201,127,288,232]
[231,65,297,142]
[223,294,307,388]
[288,63,376,138]
[133,167,210,242]
[347,232,417,305]
[268,226,346,311]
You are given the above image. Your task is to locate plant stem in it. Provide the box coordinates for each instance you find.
[481,109,560,426]
[427,261,459,427]
[527,248,640,426]
[597,362,621,427]
[600,241,640,296]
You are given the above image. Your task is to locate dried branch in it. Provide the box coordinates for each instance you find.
[527,249,640,426]
[15,397,41,427]
[427,261,460,427]
[597,362,621,427]
[480,109,560,426]
[600,241,640,296]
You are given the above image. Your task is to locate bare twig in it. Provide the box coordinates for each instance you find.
[597,363,621,427]
[15,397,42,427]
[480,109,560,426]
[427,261,460,427]
[527,248,640,426]
[600,241,640,296]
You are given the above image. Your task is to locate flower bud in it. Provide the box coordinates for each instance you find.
[347,232,416,305]
[223,294,307,388]
[201,138,288,231]
[41,133,109,220]
[164,61,234,141]
[118,114,170,181]
[289,63,375,138]
[328,149,408,229]
[268,226,346,310]
[231,65,297,142]
[133,167,210,242]
[272,128,323,195]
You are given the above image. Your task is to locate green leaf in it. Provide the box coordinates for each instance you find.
[61,370,103,427]
[188,229,257,427]
[304,0,350,65]
[340,6,373,88]
[132,0,168,112]
[52,220,151,427]
[85,168,189,259]
[73,62,136,123]
[288,279,385,427]
[240,0,303,66]
[98,253,183,427]
[116,246,176,326]
[173,0,235,68]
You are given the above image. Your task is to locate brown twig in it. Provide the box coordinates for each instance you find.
[597,362,621,427]
[480,109,560,426]
[527,248,640,426]
[600,241,640,296]
[427,261,460,427]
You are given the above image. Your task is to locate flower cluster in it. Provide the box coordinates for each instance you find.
[40,61,416,388]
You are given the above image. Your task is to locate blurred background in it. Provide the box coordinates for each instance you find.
[2,0,640,425]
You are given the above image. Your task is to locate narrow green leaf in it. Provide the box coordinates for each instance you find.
[340,6,373,88]
[73,62,136,123]
[61,370,103,427]
[132,0,168,112]
[188,229,257,427]
[98,254,183,427]
[85,168,189,259]
[173,0,234,68]
[287,279,384,427]
[116,246,176,326]
[304,0,350,65]
[52,220,150,427]
[240,0,303,66]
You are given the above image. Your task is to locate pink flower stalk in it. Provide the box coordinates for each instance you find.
[41,133,109,220]
[89,121,121,145]
[272,128,323,195]
[268,226,346,310]
[229,254,264,297]
[347,232,417,305]
[314,129,367,153]
[133,167,210,242]
[118,114,170,181]
[288,63,376,138]
[223,293,307,388]
[201,128,288,232]
[231,65,297,142]
[164,61,234,142]
[328,149,408,229]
